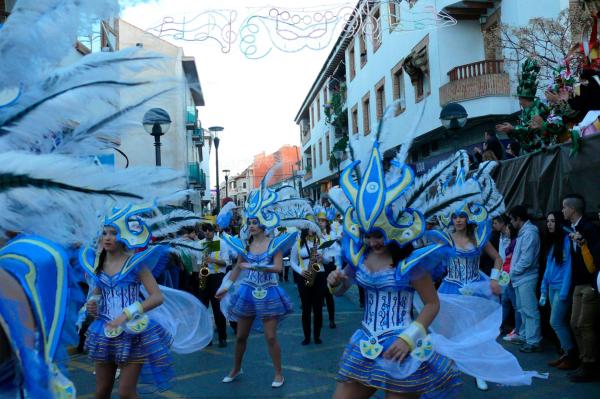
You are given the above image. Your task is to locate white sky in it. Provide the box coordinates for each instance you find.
[121,0,345,178]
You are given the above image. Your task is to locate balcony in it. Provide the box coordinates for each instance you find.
[191,128,203,143]
[188,163,206,190]
[186,106,197,129]
[439,60,510,106]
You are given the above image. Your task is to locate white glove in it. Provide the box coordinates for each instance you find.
[539,294,547,307]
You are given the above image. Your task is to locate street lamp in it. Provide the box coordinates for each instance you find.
[143,108,171,166]
[439,102,468,131]
[223,169,230,198]
[209,126,224,212]
[440,102,468,152]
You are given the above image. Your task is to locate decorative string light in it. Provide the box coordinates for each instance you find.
[146,1,456,59]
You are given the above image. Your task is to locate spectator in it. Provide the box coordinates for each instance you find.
[505,141,521,159]
[493,216,522,338]
[474,131,505,163]
[539,211,576,370]
[562,194,600,383]
[509,205,542,353]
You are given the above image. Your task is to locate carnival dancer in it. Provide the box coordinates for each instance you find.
[216,170,318,388]
[325,136,469,398]
[80,204,213,397]
[429,159,548,391]
[198,223,230,348]
[0,0,203,396]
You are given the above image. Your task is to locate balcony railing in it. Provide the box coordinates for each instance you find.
[440,59,509,105]
[188,163,206,190]
[186,106,197,129]
[448,60,504,82]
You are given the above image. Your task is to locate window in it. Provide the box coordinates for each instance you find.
[351,105,359,135]
[323,86,328,105]
[391,60,406,116]
[359,31,367,67]
[348,41,356,80]
[318,139,323,165]
[375,78,385,121]
[243,181,247,189]
[232,181,237,189]
[362,92,371,135]
[317,97,321,122]
[371,5,382,51]
[310,106,314,129]
[403,35,430,103]
[325,133,331,160]
[389,1,400,30]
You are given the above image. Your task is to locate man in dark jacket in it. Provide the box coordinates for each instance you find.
[562,194,599,382]
[474,131,505,163]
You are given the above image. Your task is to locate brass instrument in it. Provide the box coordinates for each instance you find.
[198,251,210,290]
[305,235,321,287]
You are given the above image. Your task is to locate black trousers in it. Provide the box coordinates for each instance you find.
[193,271,227,340]
[295,271,325,340]
[323,262,336,322]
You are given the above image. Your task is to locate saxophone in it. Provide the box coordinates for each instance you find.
[305,235,321,287]
[198,250,210,290]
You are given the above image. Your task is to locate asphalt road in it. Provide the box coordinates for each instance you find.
[69,280,600,398]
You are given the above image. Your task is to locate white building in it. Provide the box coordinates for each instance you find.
[117,20,210,213]
[295,0,569,201]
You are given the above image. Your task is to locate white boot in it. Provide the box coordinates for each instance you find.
[476,378,488,391]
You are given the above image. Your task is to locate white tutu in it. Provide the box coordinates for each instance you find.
[145,285,214,354]
[417,292,548,385]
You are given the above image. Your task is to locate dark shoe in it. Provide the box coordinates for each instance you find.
[329,320,336,329]
[569,363,596,383]
[218,339,227,348]
[314,337,322,345]
[557,356,579,370]
[519,344,540,353]
[301,338,310,345]
[548,355,566,367]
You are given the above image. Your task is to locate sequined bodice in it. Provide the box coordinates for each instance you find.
[241,251,278,286]
[444,248,481,285]
[356,263,413,335]
[98,273,141,320]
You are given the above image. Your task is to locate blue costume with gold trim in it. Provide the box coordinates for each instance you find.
[220,233,296,330]
[78,204,175,391]
[0,235,78,399]
[328,139,462,397]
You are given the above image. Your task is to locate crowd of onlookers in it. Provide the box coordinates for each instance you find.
[489,194,600,383]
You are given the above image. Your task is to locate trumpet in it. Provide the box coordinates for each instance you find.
[198,252,210,290]
[305,235,321,288]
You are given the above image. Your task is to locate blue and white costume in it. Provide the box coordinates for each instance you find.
[217,167,319,331]
[0,236,79,399]
[326,136,472,397]
[220,234,296,329]
[425,162,548,386]
[79,203,212,391]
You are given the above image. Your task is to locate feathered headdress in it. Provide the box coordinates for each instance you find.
[0,0,186,246]
[329,102,500,267]
[239,165,319,238]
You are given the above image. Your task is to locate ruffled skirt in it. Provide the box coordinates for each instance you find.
[337,329,462,397]
[220,283,293,330]
[85,319,174,391]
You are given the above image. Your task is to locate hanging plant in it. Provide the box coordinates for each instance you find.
[329,133,349,171]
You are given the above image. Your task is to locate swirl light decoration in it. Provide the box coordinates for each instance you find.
[146,1,456,59]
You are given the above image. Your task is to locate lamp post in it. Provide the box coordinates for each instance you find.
[209,126,224,212]
[143,108,171,166]
[223,169,230,198]
[439,102,468,152]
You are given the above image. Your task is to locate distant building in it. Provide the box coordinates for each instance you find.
[117,20,210,213]
[250,145,301,189]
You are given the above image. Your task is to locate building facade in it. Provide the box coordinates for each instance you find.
[295,0,569,202]
[117,20,210,213]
